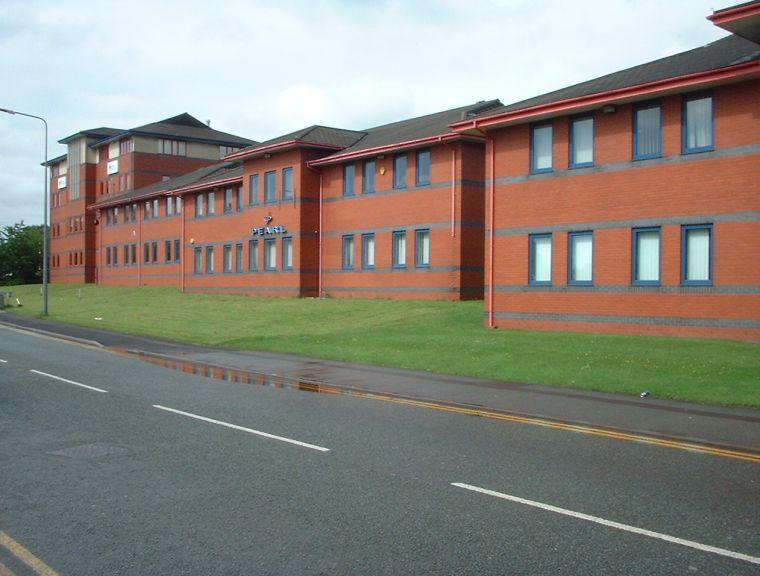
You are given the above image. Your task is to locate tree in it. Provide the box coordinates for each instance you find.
[0,222,44,285]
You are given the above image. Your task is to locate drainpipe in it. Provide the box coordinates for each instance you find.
[475,126,495,328]
[438,137,457,238]
[180,194,185,293]
[305,163,323,298]
[97,209,102,286]
[137,202,142,286]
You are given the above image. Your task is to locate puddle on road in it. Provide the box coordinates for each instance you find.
[112,348,347,397]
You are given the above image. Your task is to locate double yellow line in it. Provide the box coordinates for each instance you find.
[340,390,760,463]
[0,532,58,576]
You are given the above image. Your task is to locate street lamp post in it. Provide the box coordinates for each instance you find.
[0,107,49,315]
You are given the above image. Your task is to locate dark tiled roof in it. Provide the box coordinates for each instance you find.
[58,127,123,145]
[331,100,502,158]
[42,153,68,166]
[476,35,760,119]
[91,161,242,208]
[231,125,366,157]
[92,113,256,148]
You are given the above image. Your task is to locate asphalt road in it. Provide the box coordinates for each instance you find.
[1,326,758,575]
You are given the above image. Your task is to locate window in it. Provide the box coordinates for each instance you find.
[633,103,662,160]
[106,210,112,226]
[342,235,355,269]
[362,234,375,269]
[165,240,172,263]
[264,238,277,270]
[144,242,150,263]
[248,239,259,271]
[166,196,174,217]
[394,154,407,189]
[105,246,111,266]
[632,227,660,285]
[343,164,355,196]
[173,239,180,262]
[392,231,406,268]
[264,171,276,202]
[176,197,182,215]
[568,231,593,285]
[362,160,375,193]
[194,248,203,274]
[682,224,712,285]
[529,234,552,285]
[130,244,136,264]
[123,244,130,264]
[145,201,151,220]
[570,116,594,168]
[119,139,133,155]
[223,245,232,273]
[222,188,232,213]
[282,167,294,200]
[112,246,118,266]
[113,207,119,225]
[157,139,187,156]
[153,198,159,218]
[236,187,243,212]
[416,149,431,186]
[207,191,215,215]
[131,204,137,222]
[151,241,158,263]
[415,229,430,267]
[282,237,293,270]
[205,246,214,274]
[531,123,553,173]
[235,243,243,272]
[220,145,238,157]
[683,94,713,153]
[249,174,259,205]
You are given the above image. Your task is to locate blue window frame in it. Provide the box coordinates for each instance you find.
[529,233,552,285]
[205,246,214,274]
[223,244,232,273]
[282,237,293,270]
[416,149,431,186]
[570,116,594,168]
[282,167,294,200]
[392,230,406,268]
[264,238,277,270]
[361,233,375,269]
[362,160,375,193]
[681,224,713,286]
[567,231,593,285]
[194,247,203,274]
[415,229,430,267]
[393,154,407,189]
[343,164,355,196]
[342,235,355,270]
[249,174,259,205]
[248,239,258,272]
[264,170,276,202]
[633,102,662,160]
[632,227,660,285]
[530,123,553,174]
[683,93,714,154]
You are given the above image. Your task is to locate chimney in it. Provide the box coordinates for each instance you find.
[206,119,211,127]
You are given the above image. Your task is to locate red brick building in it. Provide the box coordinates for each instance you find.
[451,4,760,340]
[47,114,254,284]
[44,2,759,340]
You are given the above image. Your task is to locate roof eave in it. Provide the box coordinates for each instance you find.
[451,59,760,133]
[309,132,479,167]
[223,140,344,162]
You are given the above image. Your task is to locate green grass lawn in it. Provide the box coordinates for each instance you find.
[3,283,759,408]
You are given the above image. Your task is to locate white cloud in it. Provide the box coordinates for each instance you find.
[0,0,735,228]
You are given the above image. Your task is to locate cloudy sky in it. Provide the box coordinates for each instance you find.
[0,0,735,229]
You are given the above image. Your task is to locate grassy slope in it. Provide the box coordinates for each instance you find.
[4,283,759,407]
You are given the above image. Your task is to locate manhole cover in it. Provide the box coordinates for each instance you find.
[47,443,130,459]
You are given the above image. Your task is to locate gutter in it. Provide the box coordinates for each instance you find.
[450,60,760,132]
[473,126,495,329]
